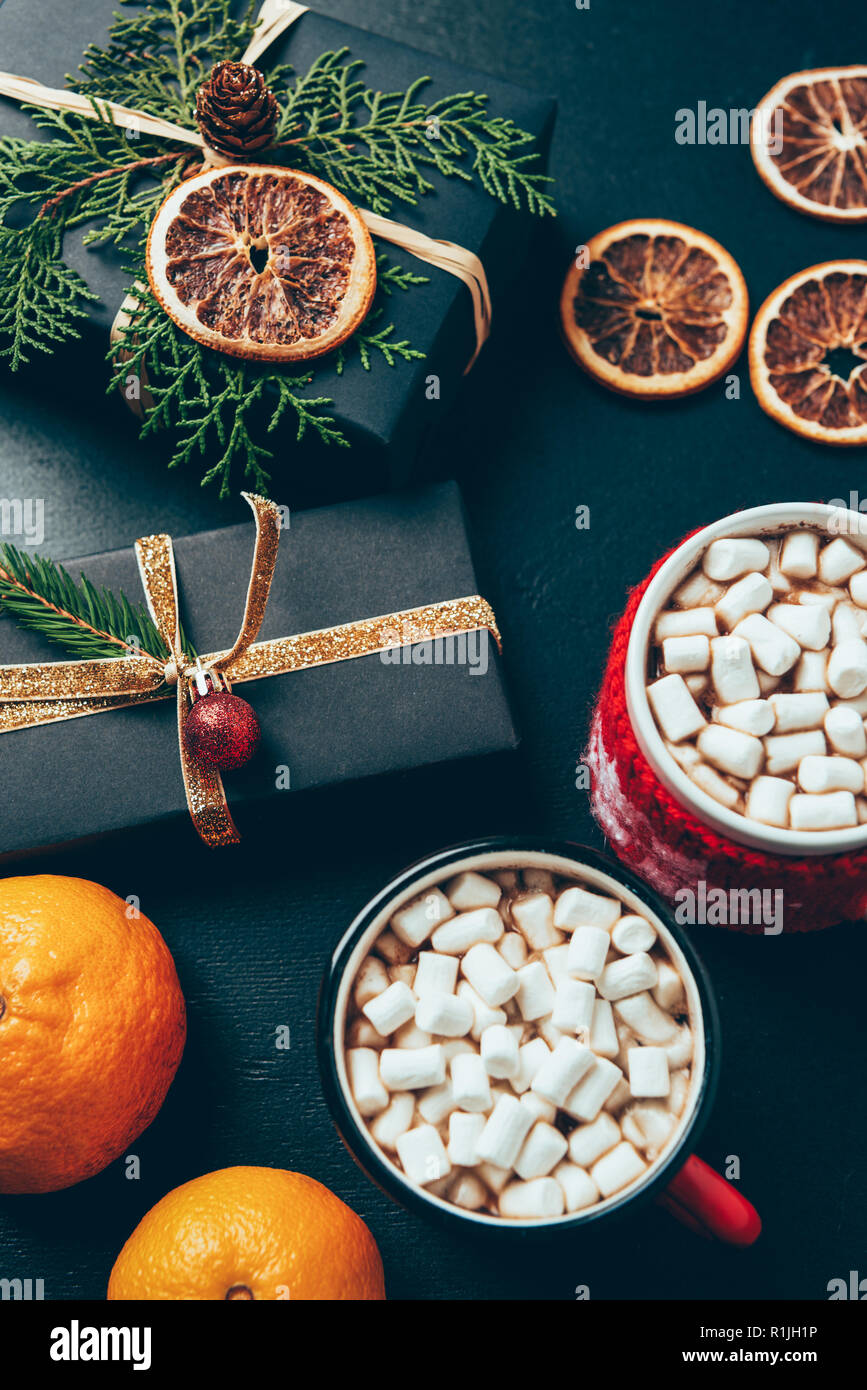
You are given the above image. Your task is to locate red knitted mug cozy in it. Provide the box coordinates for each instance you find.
[585,535,867,932]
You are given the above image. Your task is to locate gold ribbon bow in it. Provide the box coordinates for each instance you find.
[0,494,502,847]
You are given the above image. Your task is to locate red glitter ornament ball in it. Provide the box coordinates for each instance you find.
[184,691,260,771]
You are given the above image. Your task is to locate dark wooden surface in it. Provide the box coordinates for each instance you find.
[0,0,865,1300]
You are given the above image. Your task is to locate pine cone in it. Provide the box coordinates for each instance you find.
[195,61,278,158]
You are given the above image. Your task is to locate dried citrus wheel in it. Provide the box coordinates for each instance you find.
[751,67,867,223]
[146,164,376,362]
[749,261,867,445]
[560,219,748,398]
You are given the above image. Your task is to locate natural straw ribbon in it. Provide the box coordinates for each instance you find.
[0,0,492,375]
[0,493,502,848]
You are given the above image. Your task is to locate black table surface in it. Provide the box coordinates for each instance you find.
[1,0,864,1301]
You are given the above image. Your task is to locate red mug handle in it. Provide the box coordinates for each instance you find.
[656,1155,761,1246]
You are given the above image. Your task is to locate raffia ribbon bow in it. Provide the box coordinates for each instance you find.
[0,494,502,847]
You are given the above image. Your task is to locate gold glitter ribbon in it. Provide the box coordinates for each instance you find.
[0,493,502,847]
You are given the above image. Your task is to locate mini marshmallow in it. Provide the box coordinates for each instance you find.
[715,571,772,630]
[647,673,707,743]
[652,960,684,1011]
[825,704,867,757]
[799,586,845,611]
[613,991,679,1044]
[655,607,718,640]
[797,755,864,794]
[603,1077,633,1115]
[850,570,867,607]
[710,636,760,704]
[537,1019,563,1051]
[379,1045,446,1091]
[353,957,390,1008]
[432,906,503,955]
[553,886,622,932]
[374,930,414,966]
[480,1023,520,1079]
[347,1018,387,1050]
[665,1025,694,1068]
[567,925,611,981]
[828,638,867,698]
[589,998,619,1059]
[567,1113,621,1167]
[597,952,658,1002]
[498,932,529,970]
[734,613,801,675]
[746,775,796,828]
[441,1038,475,1063]
[510,892,562,950]
[714,698,775,736]
[510,1037,551,1094]
[768,691,829,732]
[514,961,556,1020]
[764,729,826,775]
[818,536,866,584]
[551,978,596,1033]
[766,602,831,652]
[531,1037,594,1106]
[457,981,506,1040]
[445,871,501,911]
[668,740,705,772]
[450,1052,493,1113]
[832,602,866,644]
[766,540,792,593]
[591,1141,647,1197]
[780,530,819,579]
[348,1048,389,1116]
[669,1070,691,1116]
[685,674,708,696]
[514,1122,568,1180]
[834,690,867,715]
[554,1162,600,1213]
[461,942,520,1007]
[793,650,830,692]
[416,1080,456,1125]
[370,1093,415,1150]
[564,1057,624,1122]
[542,944,572,984]
[363,981,417,1036]
[413,951,459,998]
[703,537,769,581]
[449,1174,488,1211]
[393,1021,433,1050]
[610,914,658,955]
[414,991,474,1038]
[662,634,710,673]
[476,1094,534,1169]
[390,964,416,988]
[689,763,741,810]
[621,1102,677,1155]
[391,888,453,947]
[447,1111,486,1167]
[395,1124,451,1185]
[499,1178,565,1219]
[628,1047,670,1097]
[697,724,763,779]
[673,571,725,608]
[789,791,857,830]
[519,1091,557,1125]
[757,669,781,694]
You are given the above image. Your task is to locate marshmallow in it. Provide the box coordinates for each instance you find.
[662,634,710,673]
[765,539,792,593]
[597,952,658,1002]
[834,690,867,715]
[395,1125,451,1186]
[673,571,725,608]
[703,537,770,580]
[523,867,557,895]
[393,1021,433,1049]
[374,930,415,965]
[652,961,684,1012]
[551,978,596,1033]
[685,674,708,696]
[480,1023,520,1079]
[850,570,867,607]
[715,571,773,629]
[390,964,416,988]
[414,991,474,1038]
[793,650,830,692]
[734,613,801,675]
[391,888,453,947]
[591,1141,647,1196]
[445,871,501,911]
[457,981,507,1040]
[370,1093,415,1150]
[554,1162,600,1213]
[589,998,619,1058]
[818,536,866,584]
[380,1045,446,1091]
[610,914,657,955]
[832,602,866,644]
[665,1025,694,1068]
[514,961,556,1020]
[449,1174,488,1211]
[767,602,832,653]
[603,1078,633,1115]
[531,1037,595,1106]
[828,638,867,698]
[710,635,760,703]
[519,1091,557,1125]
[688,763,741,810]
[542,944,571,984]
[655,607,718,640]
[432,907,504,954]
[514,1122,569,1180]
[510,1037,551,1094]
[353,957,390,1009]
[613,991,679,1043]
[745,775,795,827]
[789,791,857,830]
[416,1080,456,1125]
[797,755,864,794]
[768,691,829,732]
[348,1018,387,1050]
[798,586,844,611]
[565,1057,624,1122]
[363,981,417,1036]
[567,925,611,981]
[413,951,459,998]
[714,698,775,736]
[510,893,562,950]
[780,530,818,579]
[647,673,707,743]
[499,1178,565,1219]
[825,704,867,757]
[537,1019,563,1051]
[764,729,826,775]
[697,724,763,778]
[567,1113,621,1167]
[450,1052,494,1112]
[461,941,520,1007]
[447,1111,486,1166]
[669,1070,691,1116]
[621,1102,677,1155]
[476,1094,534,1169]
[498,932,529,970]
[628,1047,670,1097]
[478,1161,511,1194]
[553,886,622,932]
[347,1048,389,1116]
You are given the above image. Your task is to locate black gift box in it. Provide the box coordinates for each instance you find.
[0,0,555,499]
[0,483,518,857]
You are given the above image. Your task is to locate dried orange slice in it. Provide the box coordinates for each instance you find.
[146,164,376,362]
[560,219,748,398]
[751,67,867,223]
[749,260,867,445]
